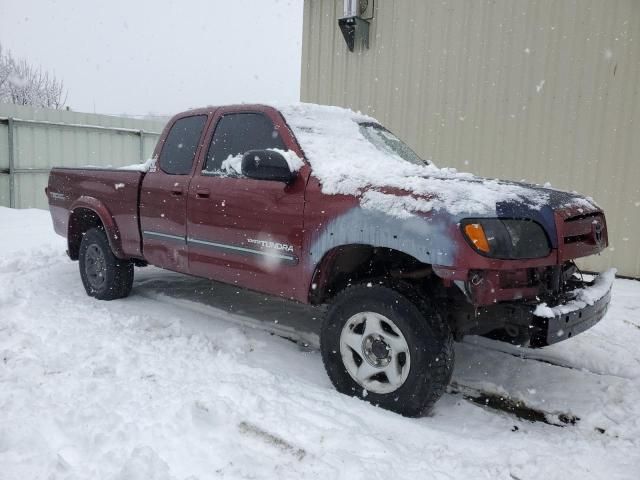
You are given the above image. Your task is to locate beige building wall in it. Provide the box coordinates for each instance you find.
[301,0,640,277]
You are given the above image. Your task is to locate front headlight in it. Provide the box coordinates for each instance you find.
[461,218,551,259]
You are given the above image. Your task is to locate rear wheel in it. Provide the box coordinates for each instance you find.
[321,284,454,417]
[79,227,133,300]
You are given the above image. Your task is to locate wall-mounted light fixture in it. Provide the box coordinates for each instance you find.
[338,0,373,52]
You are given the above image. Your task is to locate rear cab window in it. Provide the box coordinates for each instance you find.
[203,112,285,176]
[158,115,208,175]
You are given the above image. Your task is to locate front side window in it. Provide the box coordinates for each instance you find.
[204,113,285,173]
[158,115,207,175]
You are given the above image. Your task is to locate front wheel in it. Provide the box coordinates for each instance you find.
[320,284,454,417]
[79,227,134,300]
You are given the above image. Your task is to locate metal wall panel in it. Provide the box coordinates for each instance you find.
[0,174,9,207]
[301,0,640,277]
[14,172,50,209]
[0,121,7,170]
[0,103,166,210]
[13,124,142,170]
[0,120,7,207]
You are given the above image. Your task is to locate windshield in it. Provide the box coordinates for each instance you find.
[358,122,428,166]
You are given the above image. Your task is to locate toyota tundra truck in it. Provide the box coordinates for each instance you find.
[46,103,614,416]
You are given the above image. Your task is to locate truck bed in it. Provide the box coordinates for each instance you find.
[47,167,144,259]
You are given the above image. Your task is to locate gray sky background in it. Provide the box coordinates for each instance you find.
[0,0,303,116]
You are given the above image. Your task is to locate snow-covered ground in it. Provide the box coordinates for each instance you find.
[1,207,639,479]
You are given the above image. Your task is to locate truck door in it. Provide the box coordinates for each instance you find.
[140,114,208,272]
[186,109,308,301]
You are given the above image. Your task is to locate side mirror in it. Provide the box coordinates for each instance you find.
[241,150,295,183]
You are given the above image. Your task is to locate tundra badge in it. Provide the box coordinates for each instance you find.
[247,238,294,253]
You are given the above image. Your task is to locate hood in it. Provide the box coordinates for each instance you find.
[362,175,601,249]
[461,176,599,212]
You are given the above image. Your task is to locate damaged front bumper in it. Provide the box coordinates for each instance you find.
[529,269,615,346]
[461,269,615,348]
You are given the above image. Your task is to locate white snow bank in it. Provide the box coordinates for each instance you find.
[277,103,592,217]
[0,207,66,256]
[221,148,303,176]
[115,447,174,480]
[534,268,617,318]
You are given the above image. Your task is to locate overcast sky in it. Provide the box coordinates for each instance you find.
[0,0,304,116]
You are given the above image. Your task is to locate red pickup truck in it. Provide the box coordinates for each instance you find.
[47,103,613,416]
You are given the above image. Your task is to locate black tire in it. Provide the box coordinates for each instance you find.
[78,227,134,300]
[321,283,454,417]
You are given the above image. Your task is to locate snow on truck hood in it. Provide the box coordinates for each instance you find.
[278,103,598,219]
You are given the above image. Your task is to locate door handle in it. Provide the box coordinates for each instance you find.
[171,187,183,196]
[196,188,210,199]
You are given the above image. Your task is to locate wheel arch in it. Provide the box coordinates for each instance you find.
[67,196,124,260]
[305,205,459,304]
[308,243,436,304]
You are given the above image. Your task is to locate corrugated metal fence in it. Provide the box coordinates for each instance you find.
[301,0,640,277]
[0,103,166,209]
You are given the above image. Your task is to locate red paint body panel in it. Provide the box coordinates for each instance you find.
[300,175,359,290]
[139,111,213,273]
[555,209,608,262]
[184,106,310,301]
[47,168,143,259]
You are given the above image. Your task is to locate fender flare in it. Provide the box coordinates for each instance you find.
[68,196,125,258]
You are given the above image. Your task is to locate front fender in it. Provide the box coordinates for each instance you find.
[307,206,458,270]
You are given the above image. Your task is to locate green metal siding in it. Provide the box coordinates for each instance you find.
[0,103,166,209]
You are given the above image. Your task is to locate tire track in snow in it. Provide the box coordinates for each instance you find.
[462,337,633,381]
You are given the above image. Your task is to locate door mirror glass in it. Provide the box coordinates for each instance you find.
[241,150,295,183]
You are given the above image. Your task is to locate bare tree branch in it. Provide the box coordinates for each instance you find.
[0,42,68,109]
